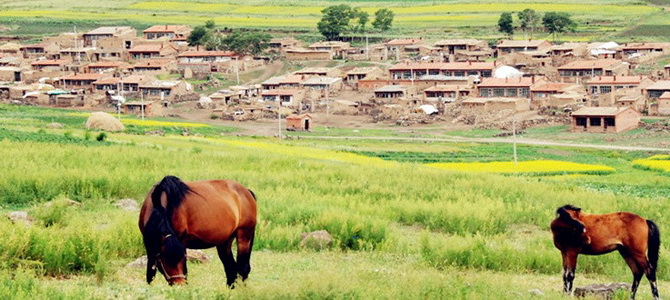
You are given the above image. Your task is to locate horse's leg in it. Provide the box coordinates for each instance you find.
[236,227,256,281]
[634,252,659,300]
[620,249,643,300]
[216,235,238,288]
[562,251,578,294]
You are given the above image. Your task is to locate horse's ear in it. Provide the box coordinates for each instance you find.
[146,255,157,284]
[557,206,586,232]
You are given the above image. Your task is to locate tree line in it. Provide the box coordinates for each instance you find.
[186,20,272,56]
[498,9,576,41]
[317,5,394,40]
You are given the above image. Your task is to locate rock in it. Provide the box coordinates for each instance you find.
[7,211,32,224]
[115,198,139,211]
[43,198,81,207]
[85,112,125,132]
[126,255,148,268]
[300,230,333,250]
[47,122,64,129]
[528,289,544,296]
[574,283,631,299]
[145,130,165,136]
[186,249,210,263]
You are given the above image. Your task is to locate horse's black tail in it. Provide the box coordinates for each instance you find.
[151,175,190,218]
[647,219,661,271]
[248,189,257,202]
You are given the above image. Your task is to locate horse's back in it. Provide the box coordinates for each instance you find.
[582,211,650,254]
[175,179,257,247]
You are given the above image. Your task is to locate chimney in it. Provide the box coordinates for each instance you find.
[494,60,497,67]
[613,75,616,81]
[531,76,535,84]
[165,25,168,30]
[468,61,472,65]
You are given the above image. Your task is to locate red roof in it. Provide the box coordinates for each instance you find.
[478,77,541,87]
[177,51,237,57]
[279,75,305,84]
[31,59,68,66]
[143,25,190,33]
[61,73,107,81]
[586,76,646,85]
[558,59,622,70]
[389,61,496,71]
[93,77,121,85]
[129,44,175,53]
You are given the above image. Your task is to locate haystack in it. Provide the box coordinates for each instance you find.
[85,112,125,132]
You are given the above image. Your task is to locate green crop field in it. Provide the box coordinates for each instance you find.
[1,104,670,299]
[0,0,667,41]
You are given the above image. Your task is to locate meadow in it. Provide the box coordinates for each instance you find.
[0,0,666,41]
[1,104,670,299]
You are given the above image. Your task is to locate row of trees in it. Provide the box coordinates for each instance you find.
[317,5,394,40]
[186,21,271,56]
[498,9,576,40]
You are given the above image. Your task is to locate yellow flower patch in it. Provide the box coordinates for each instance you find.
[426,160,614,175]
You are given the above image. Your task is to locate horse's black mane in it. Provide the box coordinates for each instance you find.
[151,175,190,218]
[144,175,190,264]
[556,204,585,231]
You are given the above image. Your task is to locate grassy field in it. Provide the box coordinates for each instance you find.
[0,0,666,41]
[1,104,670,299]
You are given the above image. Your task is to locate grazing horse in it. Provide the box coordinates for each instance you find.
[139,175,257,286]
[550,204,660,299]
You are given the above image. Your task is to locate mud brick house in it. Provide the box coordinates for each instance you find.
[21,43,59,59]
[424,85,471,102]
[384,38,425,59]
[619,43,670,57]
[558,59,628,82]
[571,106,640,133]
[86,61,131,74]
[0,67,24,82]
[477,77,545,99]
[268,38,301,52]
[59,47,97,63]
[550,43,588,57]
[261,89,304,107]
[31,59,69,71]
[389,61,497,80]
[177,51,238,63]
[286,114,313,131]
[123,101,163,116]
[301,76,342,90]
[657,92,670,116]
[143,25,191,42]
[131,59,174,73]
[645,80,670,99]
[496,40,552,54]
[139,80,191,101]
[92,77,121,93]
[0,42,21,56]
[294,67,340,77]
[586,76,653,95]
[308,41,350,57]
[346,67,383,83]
[83,27,136,47]
[374,85,412,101]
[285,48,332,60]
[119,75,150,93]
[129,44,178,60]
[60,73,107,91]
[433,39,488,55]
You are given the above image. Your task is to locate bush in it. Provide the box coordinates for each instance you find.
[96,132,107,142]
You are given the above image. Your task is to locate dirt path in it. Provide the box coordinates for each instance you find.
[249,60,285,84]
[292,135,670,152]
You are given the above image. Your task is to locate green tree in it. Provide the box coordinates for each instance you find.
[352,8,369,33]
[219,30,272,56]
[498,12,514,37]
[187,25,210,47]
[204,20,216,30]
[317,4,356,40]
[542,12,577,41]
[518,9,541,39]
[372,8,394,31]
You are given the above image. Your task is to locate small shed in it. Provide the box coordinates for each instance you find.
[123,101,162,117]
[286,114,313,131]
[571,106,640,133]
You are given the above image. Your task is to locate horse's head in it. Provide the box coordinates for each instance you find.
[143,209,187,285]
[551,205,591,245]
[154,234,187,285]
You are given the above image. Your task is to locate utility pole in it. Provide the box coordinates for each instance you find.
[141,91,145,121]
[513,118,518,164]
[277,109,282,139]
[365,33,369,60]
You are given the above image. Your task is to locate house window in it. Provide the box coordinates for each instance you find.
[519,88,529,97]
[493,88,504,97]
[589,86,598,94]
[467,71,479,76]
[480,88,491,97]
[506,88,518,97]
[604,117,615,127]
[590,117,602,126]
[429,69,439,75]
[599,86,612,94]
[481,71,492,77]
[454,71,465,77]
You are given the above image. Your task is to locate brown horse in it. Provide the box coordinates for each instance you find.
[139,175,257,286]
[550,204,660,299]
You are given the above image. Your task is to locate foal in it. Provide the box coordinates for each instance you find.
[550,205,660,299]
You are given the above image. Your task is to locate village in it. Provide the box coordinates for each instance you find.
[2,25,670,134]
